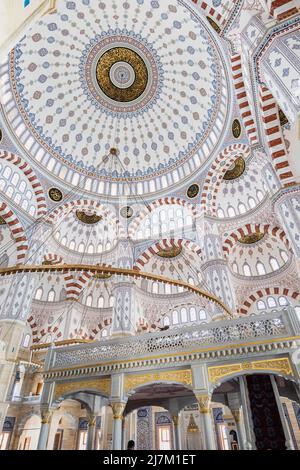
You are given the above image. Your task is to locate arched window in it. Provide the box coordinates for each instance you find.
[78,242,85,253]
[97,296,104,309]
[163,316,170,327]
[172,310,179,325]
[69,240,76,251]
[165,284,171,294]
[181,307,188,323]
[248,197,256,209]
[217,208,225,219]
[102,329,108,338]
[3,167,12,179]
[47,289,55,302]
[19,181,26,193]
[256,262,266,276]
[199,309,206,320]
[97,242,103,253]
[232,262,238,274]
[109,296,115,307]
[269,257,280,271]
[35,287,43,300]
[61,236,67,246]
[190,307,197,322]
[280,250,289,263]
[21,199,28,211]
[267,297,277,308]
[295,306,300,321]
[238,202,247,214]
[152,282,159,294]
[227,206,236,218]
[22,333,31,348]
[257,300,266,310]
[88,243,94,254]
[12,173,19,186]
[278,296,288,306]
[188,276,195,286]
[243,263,251,277]
[6,186,14,198]
[106,241,111,251]
[257,190,264,201]
[86,294,93,307]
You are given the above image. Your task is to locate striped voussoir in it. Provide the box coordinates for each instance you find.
[89,318,112,340]
[201,144,250,216]
[129,197,197,239]
[136,317,162,334]
[191,0,233,29]
[133,238,202,271]
[238,287,300,314]
[64,264,112,301]
[0,201,28,264]
[231,55,259,146]
[0,150,47,217]
[223,224,290,257]
[43,254,63,265]
[268,0,299,20]
[27,315,62,344]
[259,85,295,187]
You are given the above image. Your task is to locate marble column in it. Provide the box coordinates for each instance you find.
[86,415,96,450]
[270,375,294,450]
[172,415,181,450]
[111,402,126,450]
[239,376,256,450]
[231,409,245,450]
[196,394,216,450]
[37,409,53,450]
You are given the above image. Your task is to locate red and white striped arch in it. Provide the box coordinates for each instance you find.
[201,144,250,217]
[64,264,113,302]
[129,197,197,239]
[191,0,239,31]
[0,150,47,217]
[267,0,299,20]
[231,55,259,146]
[223,224,290,258]
[133,238,202,271]
[88,318,112,340]
[43,253,63,265]
[0,201,28,264]
[46,199,125,236]
[27,315,63,344]
[259,85,295,187]
[238,287,300,315]
[136,317,162,334]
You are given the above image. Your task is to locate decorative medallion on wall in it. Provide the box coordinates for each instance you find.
[76,210,102,225]
[223,156,246,180]
[232,119,242,139]
[96,47,148,103]
[187,184,200,199]
[0,216,6,225]
[157,246,182,258]
[120,206,134,219]
[279,108,289,127]
[48,188,63,202]
[239,232,265,245]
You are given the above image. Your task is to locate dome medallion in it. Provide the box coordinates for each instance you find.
[3,0,229,196]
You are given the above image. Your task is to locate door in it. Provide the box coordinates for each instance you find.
[158,426,171,450]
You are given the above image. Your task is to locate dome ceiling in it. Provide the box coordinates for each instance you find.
[1,0,229,196]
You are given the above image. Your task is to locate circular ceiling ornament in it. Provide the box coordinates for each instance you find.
[76,210,102,225]
[96,47,148,103]
[232,119,242,139]
[157,246,182,258]
[239,233,265,245]
[120,206,134,219]
[48,188,63,203]
[187,184,200,199]
[223,157,246,180]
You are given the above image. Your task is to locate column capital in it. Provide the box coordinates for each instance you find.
[87,414,96,427]
[172,415,179,427]
[231,409,241,423]
[110,402,126,420]
[195,393,211,414]
[40,407,54,425]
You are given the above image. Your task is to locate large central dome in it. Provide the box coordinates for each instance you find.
[2,0,229,196]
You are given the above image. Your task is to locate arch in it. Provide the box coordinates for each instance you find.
[201,144,250,217]
[43,254,64,265]
[222,224,290,258]
[0,201,28,264]
[88,317,112,340]
[46,199,125,236]
[64,264,112,302]
[129,197,197,239]
[0,150,47,217]
[238,287,300,315]
[210,369,297,392]
[27,315,63,344]
[133,238,202,271]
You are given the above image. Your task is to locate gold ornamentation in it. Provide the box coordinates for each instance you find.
[239,232,265,245]
[54,377,111,401]
[124,369,192,394]
[208,357,293,384]
[48,188,63,202]
[279,108,289,127]
[96,47,148,103]
[157,246,182,259]
[87,415,96,427]
[94,273,113,279]
[76,210,102,225]
[206,16,221,34]
[232,119,242,139]
[172,415,179,426]
[187,414,199,432]
[196,394,211,414]
[111,402,126,420]
[0,216,6,225]
[231,409,241,423]
[41,409,54,425]
[187,184,200,199]
[223,156,246,180]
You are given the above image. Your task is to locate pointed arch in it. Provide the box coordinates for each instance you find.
[238,287,300,315]
[0,201,28,264]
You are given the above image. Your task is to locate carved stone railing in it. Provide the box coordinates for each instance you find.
[48,309,297,370]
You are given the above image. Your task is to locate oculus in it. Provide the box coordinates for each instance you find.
[223,157,246,180]
[232,119,242,139]
[187,184,200,199]
[48,188,63,202]
[157,246,182,259]
[120,206,133,219]
[239,233,265,245]
[96,47,148,103]
[76,210,102,225]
